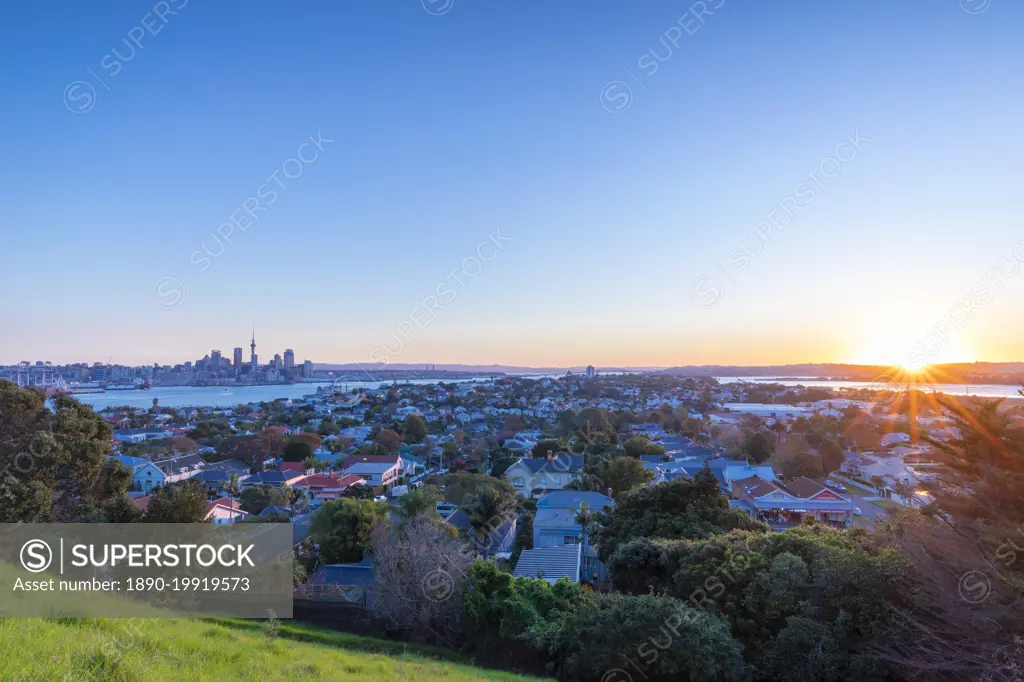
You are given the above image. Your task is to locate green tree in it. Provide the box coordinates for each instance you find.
[593,466,766,561]
[187,420,235,442]
[282,440,313,462]
[745,431,774,464]
[397,485,441,518]
[375,428,402,451]
[310,498,389,563]
[510,513,534,567]
[142,480,210,523]
[818,438,845,475]
[103,493,142,522]
[317,419,341,436]
[603,455,654,500]
[402,414,428,444]
[239,484,286,515]
[605,525,914,681]
[443,473,514,506]
[341,483,376,500]
[780,452,824,479]
[0,383,131,522]
[531,439,562,459]
[226,473,241,503]
[215,435,272,471]
[464,485,518,544]
[623,435,650,458]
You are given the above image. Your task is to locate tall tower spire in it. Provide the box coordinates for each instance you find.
[250,327,258,371]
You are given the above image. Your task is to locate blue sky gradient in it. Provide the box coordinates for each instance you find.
[2,0,1022,367]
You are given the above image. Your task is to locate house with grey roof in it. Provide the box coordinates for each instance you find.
[502,455,584,499]
[533,490,612,549]
[513,544,582,584]
[155,453,207,476]
[305,556,375,608]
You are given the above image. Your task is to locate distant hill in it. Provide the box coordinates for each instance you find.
[658,362,1024,384]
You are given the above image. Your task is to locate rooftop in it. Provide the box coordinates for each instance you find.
[512,544,582,584]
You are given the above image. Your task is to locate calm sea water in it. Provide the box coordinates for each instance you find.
[73,377,492,409]
[716,376,1023,399]
[71,373,1018,410]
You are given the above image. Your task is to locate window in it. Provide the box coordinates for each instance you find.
[564,536,580,545]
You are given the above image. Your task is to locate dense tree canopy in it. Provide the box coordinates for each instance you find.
[310,497,389,563]
[744,431,774,464]
[567,452,652,500]
[0,383,132,522]
[239,484,287,515]
[593,466,766,561]
[143,480,210,523]
[402,414,428,444]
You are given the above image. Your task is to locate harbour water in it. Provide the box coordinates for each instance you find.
[67,374,1022,410]
[715,376,1023,399]
[72,377,492,409]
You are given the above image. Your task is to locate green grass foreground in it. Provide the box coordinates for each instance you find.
[0,617,549,681]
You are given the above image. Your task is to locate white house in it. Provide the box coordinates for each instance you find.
[114,427,174,443]
[205,498,249,524]
[342,460,400,488]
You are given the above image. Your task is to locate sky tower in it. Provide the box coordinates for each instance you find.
[250,327,258,370]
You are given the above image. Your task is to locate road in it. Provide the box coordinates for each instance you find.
[843,489,892,524]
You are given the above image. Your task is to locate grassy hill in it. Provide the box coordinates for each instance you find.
[0,617,548,681]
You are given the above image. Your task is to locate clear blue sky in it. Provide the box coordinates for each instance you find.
[3,0,1023,368]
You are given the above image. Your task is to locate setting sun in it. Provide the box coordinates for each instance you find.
[848,326,979,370]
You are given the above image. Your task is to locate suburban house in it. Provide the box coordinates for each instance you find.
[533,491,613,549]
[339,453,405,474]
[502,455,584,498]
[112,454,150,468]
[730,476,853,528]
[643,458,777,492]
[130,461,166,494]
[291,473,366,508]
[340,458,401,489]
[103,414,132,428]
[279,462,309,477]
[512,544,583,584]
[205,498,249,524]
[242,470,303,488]
[114,427,174,443]
[155,453,207,476]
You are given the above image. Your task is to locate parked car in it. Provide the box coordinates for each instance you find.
[853,507,862,516]
[435,502,456,515]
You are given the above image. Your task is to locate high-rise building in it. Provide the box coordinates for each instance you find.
[233,347,243,372]
[284,349,295,370]
[211,350,222,371]
[273,354,282,370]
[303,359,313,378]
[585,365,595,379]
